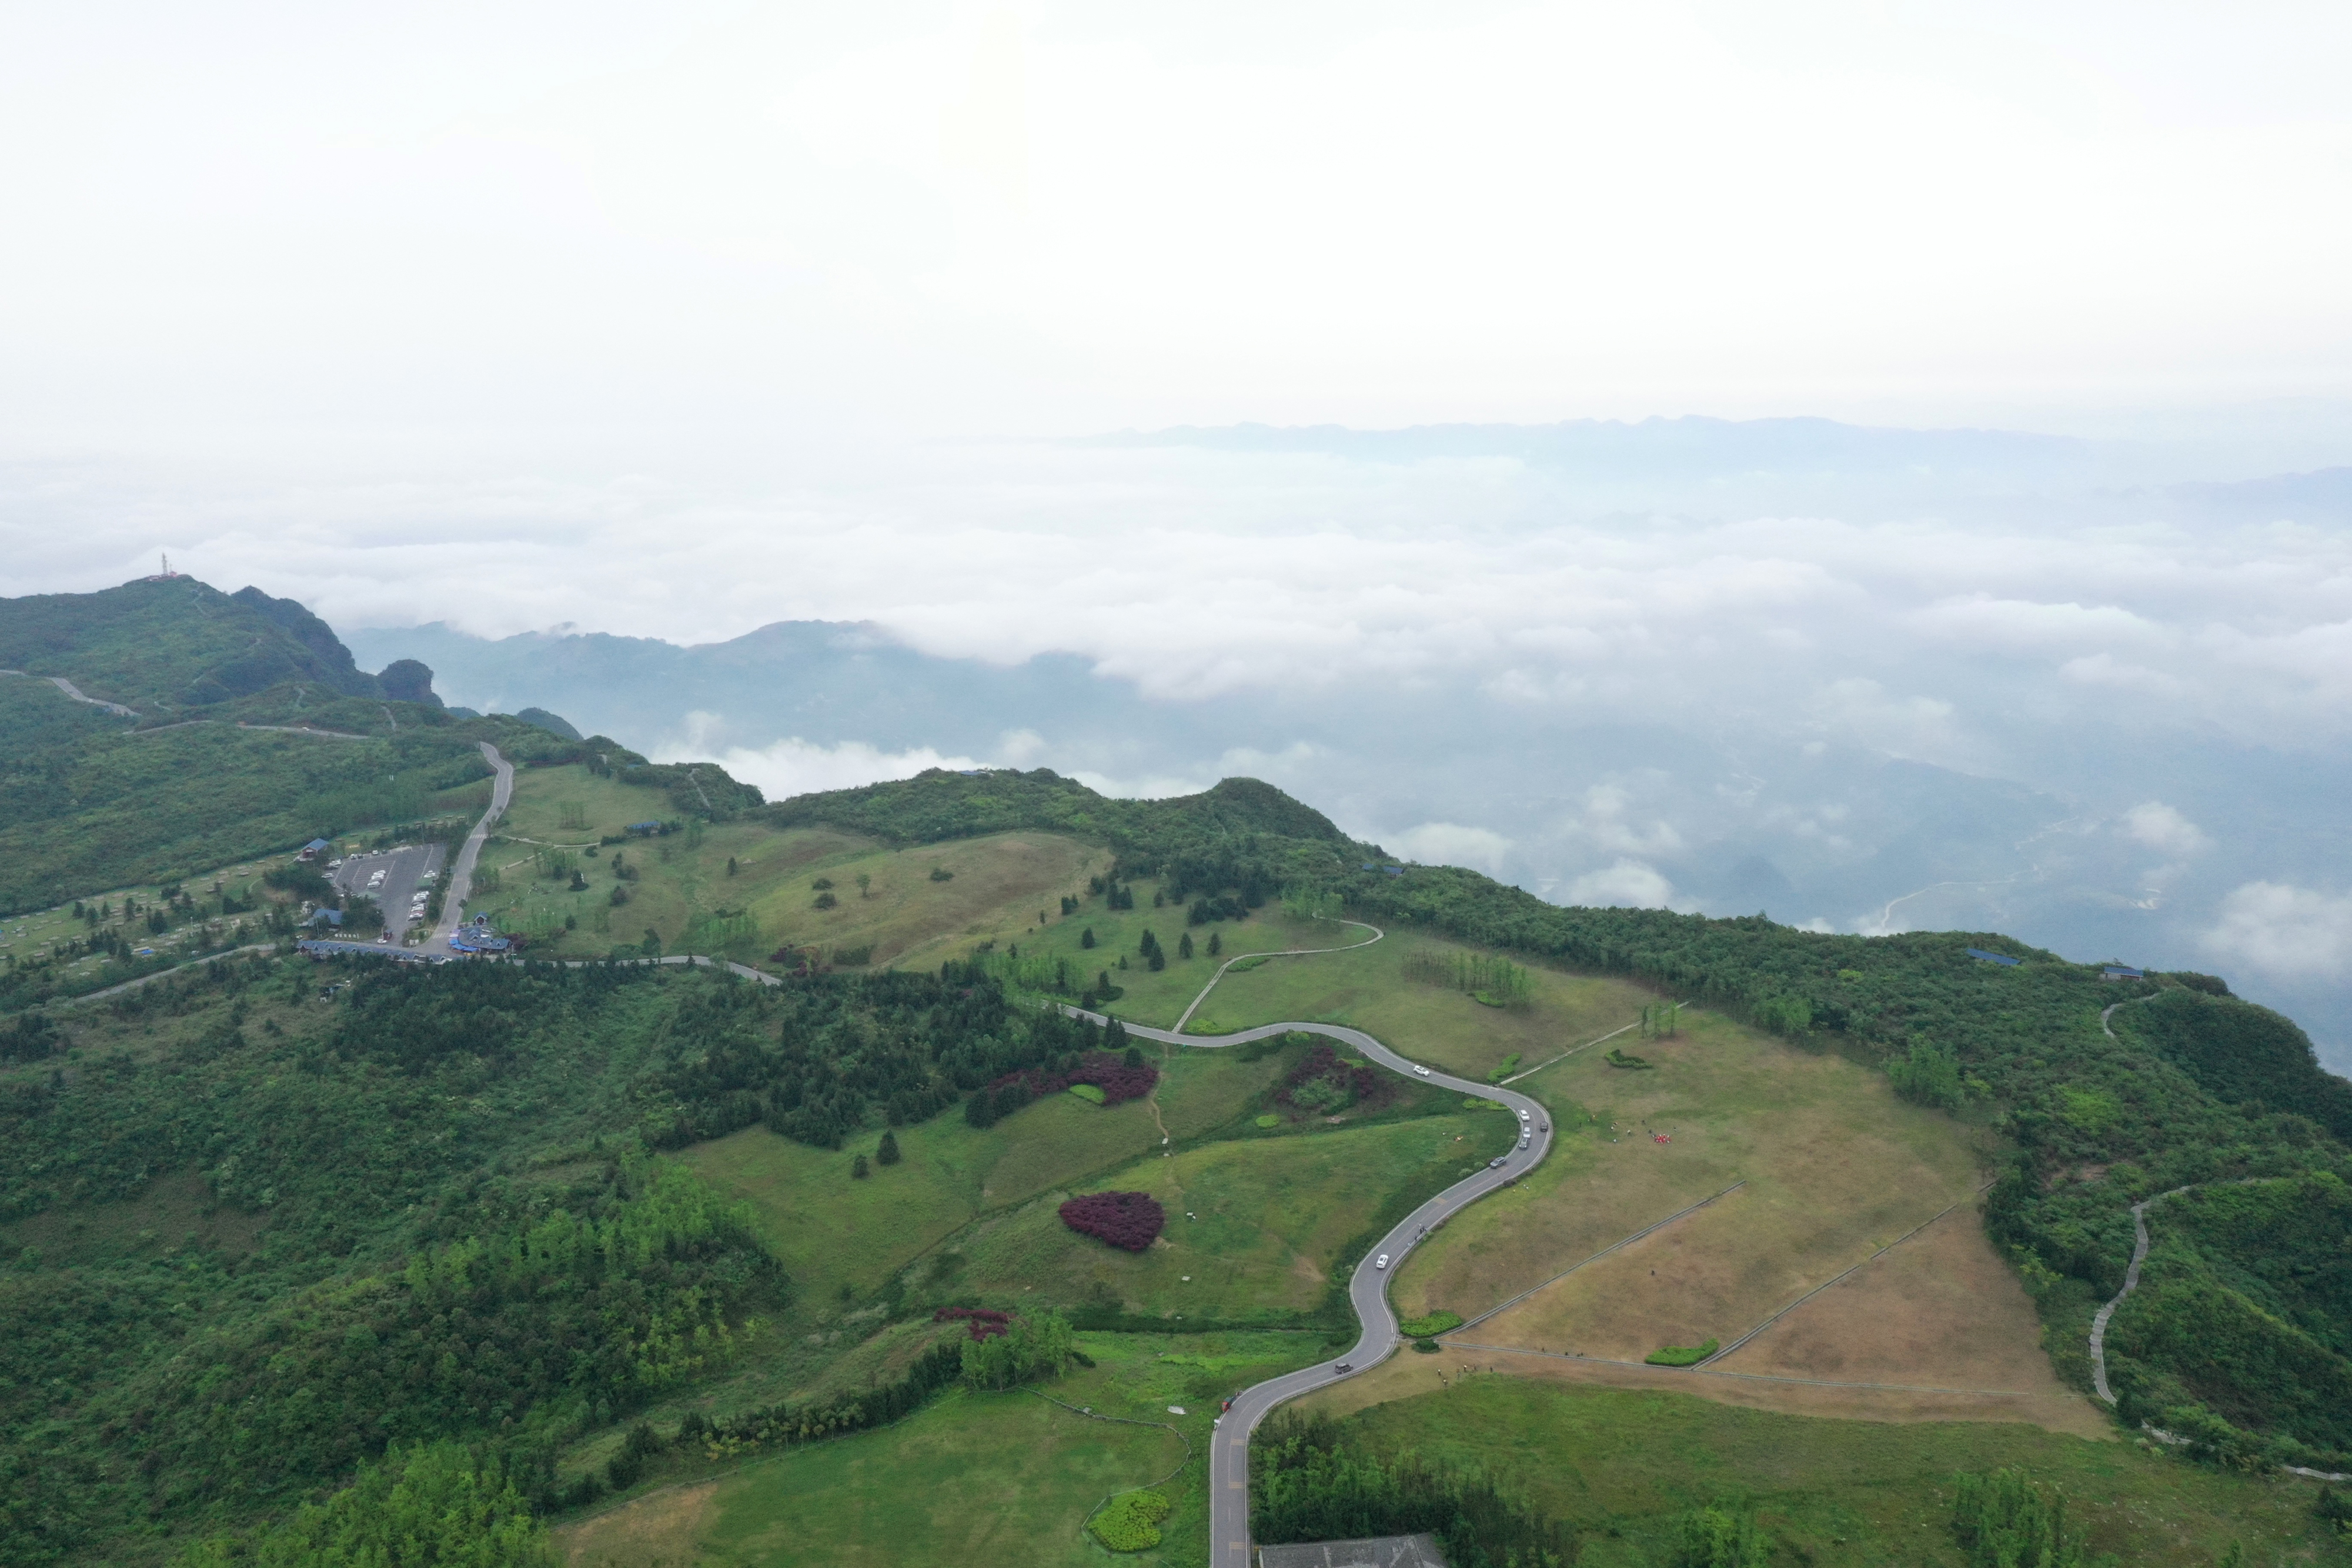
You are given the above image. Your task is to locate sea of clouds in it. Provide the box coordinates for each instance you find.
[6,431,2349,1060]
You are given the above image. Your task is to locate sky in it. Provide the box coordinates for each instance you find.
[4,1,2352,457]
[2,2,2350,1052]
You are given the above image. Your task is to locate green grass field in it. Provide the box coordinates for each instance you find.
[673,1037,1298,1313]
[485,763,1105,966]
[557,1331,1325,1568]
[981,887,1358,1027]
[944,1111,1504,1320]
[1177,926,1654,1076]
[1314,1378,2341,1566]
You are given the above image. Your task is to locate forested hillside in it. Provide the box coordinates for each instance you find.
[778,766,2352,1474]
[0,577,389,711]
[0,950,1127,1563]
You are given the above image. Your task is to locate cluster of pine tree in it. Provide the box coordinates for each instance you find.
[647,964,1134,1149]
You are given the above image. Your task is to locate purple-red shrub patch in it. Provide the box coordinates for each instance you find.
[1276,1042,1388,1116]
[1058,1191,1165,1252]
[988,1049,1158,1108]
[933,1306,1013,1340]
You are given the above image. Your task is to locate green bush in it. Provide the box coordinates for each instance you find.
[1645,1339,1719,1367]
[1066,1082,1108,1105]
[1673,1503,1766,1568]
[1483,1053,1522,1082]
[1950,1468,2110,1568]
[173,1440,556,1567]
[1605,1047,1653,1069]
[959,1311,1074,1390]
[1398,1310,1464,1338]
[1411,1338,1440,1353]
[1254,1114,1281,1128]
[1089,1489,1172,1551]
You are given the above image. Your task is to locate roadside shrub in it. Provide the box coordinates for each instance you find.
[1060,1191,1166,1251]
[1090,1489,1172,1551]
[1398,1310,1463,1338]
[1411,1338,1439,1354]
[1645,1338,1718,1367]
[1279,1042,1384,1117]
[1605,1047,1652,1069]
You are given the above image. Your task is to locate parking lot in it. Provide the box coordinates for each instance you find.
[329,842,447,944]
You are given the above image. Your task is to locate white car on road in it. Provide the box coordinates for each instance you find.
[1375,1253,1390,1270]
[1414,1065,1431,1076]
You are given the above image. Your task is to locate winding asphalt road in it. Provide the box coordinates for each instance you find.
[429,743,514,949]
[1065,1008,1555,1568]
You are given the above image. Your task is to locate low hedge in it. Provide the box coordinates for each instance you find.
[1398,1310,1464,1338]
[1644,1338,1718,1367]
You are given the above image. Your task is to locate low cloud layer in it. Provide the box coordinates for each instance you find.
[2206,883,2352,981]
[663,733,983,802]
[14,429,2351,1062]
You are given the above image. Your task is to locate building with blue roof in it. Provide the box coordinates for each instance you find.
[1966,948,2021,967]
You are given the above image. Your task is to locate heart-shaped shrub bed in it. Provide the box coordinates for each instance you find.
[1059,1190,1165,1252]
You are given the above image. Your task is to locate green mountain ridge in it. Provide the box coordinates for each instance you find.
[4,576,2351,1564]
[0,579,739,925]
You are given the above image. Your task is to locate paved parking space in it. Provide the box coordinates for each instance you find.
[329,842,447,945]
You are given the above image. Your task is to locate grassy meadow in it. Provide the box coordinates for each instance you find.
[944,1110,1508,1320]
[1299,1378,2344,1567]
[980,886,1367,1027]
[479,762,1104,965]
[672,1031,1300,1313]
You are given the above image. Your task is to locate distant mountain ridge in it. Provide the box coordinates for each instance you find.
[0,576,429,713]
